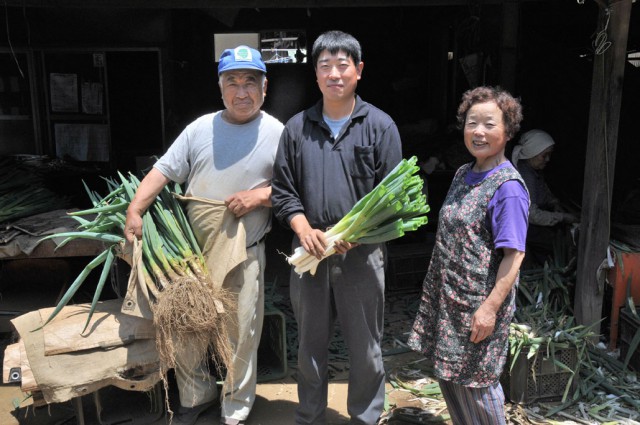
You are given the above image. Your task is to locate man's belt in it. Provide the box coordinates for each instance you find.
[247,234,266,248]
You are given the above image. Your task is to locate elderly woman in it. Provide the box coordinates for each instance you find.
[512,129,578,264]
[408,86,529,425]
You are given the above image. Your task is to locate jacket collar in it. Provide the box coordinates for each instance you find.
[307,94,368,123]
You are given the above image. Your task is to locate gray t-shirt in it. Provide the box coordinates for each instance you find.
[155,110,284,246]
[323,114,349,139]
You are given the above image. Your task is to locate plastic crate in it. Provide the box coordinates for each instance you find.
[501,344,578,404]
[607,251,640,350]
[619,307,640,371]
[386,243,431,292]
[257,307,288,382]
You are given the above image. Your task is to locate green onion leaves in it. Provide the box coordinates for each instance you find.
[288,156,430,275]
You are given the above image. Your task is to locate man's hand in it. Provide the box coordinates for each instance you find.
[469,302,497,344]
[225,187,271,217]
[124,210,143,243]
[289,215,357,259]
[299,234,357,258]
[298,228,328,260]
[122,167,171,243]
[290,215,327,260]
[333,239,358,255]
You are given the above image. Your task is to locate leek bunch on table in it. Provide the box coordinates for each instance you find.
[0,158,69,224]
[288,156,430,276]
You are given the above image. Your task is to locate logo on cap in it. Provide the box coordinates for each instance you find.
[234,47,252,62]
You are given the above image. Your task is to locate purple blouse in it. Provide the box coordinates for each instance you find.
[464,162,529,252]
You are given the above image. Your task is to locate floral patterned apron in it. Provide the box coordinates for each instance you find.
[408,162,524,387]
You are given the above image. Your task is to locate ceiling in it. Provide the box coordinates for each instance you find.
[2,0,546,8]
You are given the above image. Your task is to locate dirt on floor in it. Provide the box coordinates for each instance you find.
[0,347,438,425]
[0,287,435,425]
[0,287,581,425]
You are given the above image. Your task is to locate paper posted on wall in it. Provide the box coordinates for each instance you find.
[54,123,109,162]
[50,73,78,113]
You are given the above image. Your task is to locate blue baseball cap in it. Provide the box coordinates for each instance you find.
[218,45,267,75]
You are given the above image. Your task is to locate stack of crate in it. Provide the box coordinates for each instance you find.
[385,234,434,292]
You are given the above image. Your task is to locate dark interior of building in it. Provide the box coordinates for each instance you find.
[1,3,640,423]
[1,0,639,294]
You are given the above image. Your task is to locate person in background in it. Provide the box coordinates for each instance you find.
[408,86,529,425]
[512,129,578,265]
[124,45,284,425]
[271,30,402,424]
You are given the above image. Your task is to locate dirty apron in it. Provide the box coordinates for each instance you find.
[173,196,265,422]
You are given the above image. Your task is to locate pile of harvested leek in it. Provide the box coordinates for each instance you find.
[508,317,594,402]
[510,315,640,422]
[288,156,429,275]
[512,249,640,422]
[0,157,69,224]
[39,172,232,380]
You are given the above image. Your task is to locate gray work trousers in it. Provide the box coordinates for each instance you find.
[174,241,265,422]
[290,242,386,425]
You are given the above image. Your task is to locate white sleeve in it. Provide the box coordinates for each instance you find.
[154,127,192,184]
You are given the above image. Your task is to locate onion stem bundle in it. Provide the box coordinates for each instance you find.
[287,156,430,275]
[38,172,233,384]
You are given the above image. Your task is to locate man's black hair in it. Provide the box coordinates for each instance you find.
[311,30,362,69]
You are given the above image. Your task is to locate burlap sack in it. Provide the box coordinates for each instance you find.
[10,300,159,404]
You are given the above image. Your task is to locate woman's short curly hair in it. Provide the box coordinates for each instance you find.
[456,86,523,141]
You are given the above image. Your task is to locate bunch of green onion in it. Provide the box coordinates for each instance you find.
[39,172,235,402]
[38,172,205,332]
[288,156,429,276]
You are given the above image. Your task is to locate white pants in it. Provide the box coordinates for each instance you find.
[175,241,265,421]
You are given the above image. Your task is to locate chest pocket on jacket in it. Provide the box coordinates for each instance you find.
[350,145,375,179]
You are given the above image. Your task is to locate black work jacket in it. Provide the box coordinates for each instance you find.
[271,95,403,230]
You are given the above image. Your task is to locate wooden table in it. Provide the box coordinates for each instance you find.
[1,222,108,333]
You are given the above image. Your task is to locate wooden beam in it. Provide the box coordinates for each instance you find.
[500,1,519,93]
[574,0,632,334]
[0,0,549,8]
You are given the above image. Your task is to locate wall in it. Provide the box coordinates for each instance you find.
[0,2,638,218]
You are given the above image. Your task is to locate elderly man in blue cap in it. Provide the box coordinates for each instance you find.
[124,45,284,425]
